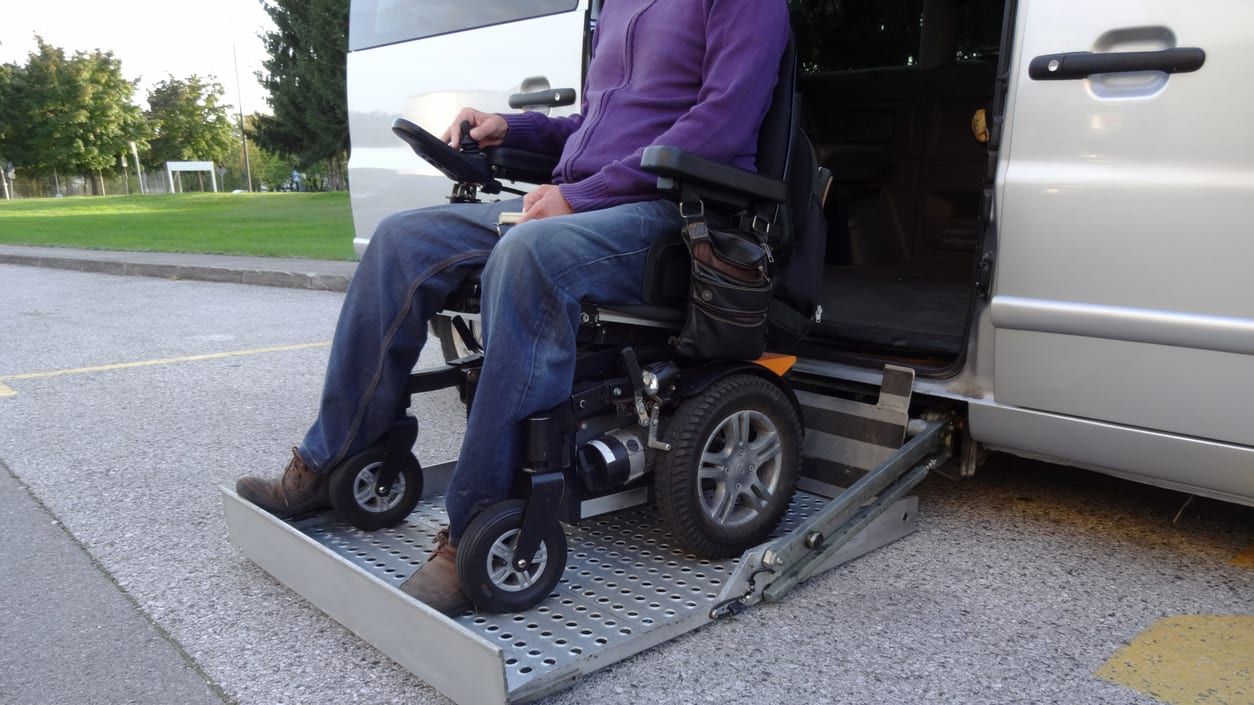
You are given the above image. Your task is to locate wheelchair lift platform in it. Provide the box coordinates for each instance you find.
[223,463,922,704]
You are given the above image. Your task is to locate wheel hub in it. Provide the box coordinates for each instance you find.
[353,462,406,513]
[697,410,784,529]
[486,529,548,592]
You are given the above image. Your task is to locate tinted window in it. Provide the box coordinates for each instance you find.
[789,0,924,73]
[350,0,580,52]
[954,0,1005,61]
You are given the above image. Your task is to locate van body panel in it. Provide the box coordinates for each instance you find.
[969,400,1254,507]
[346,6,587,255]
[989,0,1254,446]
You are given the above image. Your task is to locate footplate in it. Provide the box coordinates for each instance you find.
[223,463,916,704]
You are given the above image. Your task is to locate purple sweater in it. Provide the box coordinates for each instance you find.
[501,0,790,212]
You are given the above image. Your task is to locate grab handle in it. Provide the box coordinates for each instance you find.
[1029,48,1205,81]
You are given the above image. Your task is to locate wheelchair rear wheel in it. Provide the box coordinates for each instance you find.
[655,373,802,558]
[457,500,567,613]
[327,446,423,531]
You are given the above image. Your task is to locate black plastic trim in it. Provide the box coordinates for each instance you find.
[483,147,559,184]
[1029,48,1205,81]
[509,88,577,109]
[641,146,787,204]
[391,118,495,185]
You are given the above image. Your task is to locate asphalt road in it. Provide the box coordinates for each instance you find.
[0,263,1250,705]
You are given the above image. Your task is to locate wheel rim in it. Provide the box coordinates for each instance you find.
[697,409,784,529]
[485,528,549,592]
[352,461,407,513]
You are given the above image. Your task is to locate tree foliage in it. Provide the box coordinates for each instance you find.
[145,75,236,168]
[0,38,147,178]
[254,0,349,175]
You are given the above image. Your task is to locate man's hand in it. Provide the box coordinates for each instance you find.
[519,185,574,223]
[442,108,508,149]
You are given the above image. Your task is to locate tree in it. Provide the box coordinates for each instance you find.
[0,38,147,193]
[254,0,348,187]
[145,75,237,190]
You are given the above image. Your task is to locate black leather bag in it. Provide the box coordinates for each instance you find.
[674,204,775,360]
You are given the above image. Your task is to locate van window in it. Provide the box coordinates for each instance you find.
[789,0,924,73]
[350,0,580,52]
[954,0,1005,60]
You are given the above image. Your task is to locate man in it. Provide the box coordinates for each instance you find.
[236,0,790,613]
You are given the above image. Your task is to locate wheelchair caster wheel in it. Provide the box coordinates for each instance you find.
[457,499,567,613]
[328,445,422,531]
[655,373,802,558]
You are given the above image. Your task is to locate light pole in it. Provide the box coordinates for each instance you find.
[234,43,254,192]
[130,141,145,194]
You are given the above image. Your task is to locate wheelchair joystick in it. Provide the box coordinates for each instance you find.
[458,120,480,153]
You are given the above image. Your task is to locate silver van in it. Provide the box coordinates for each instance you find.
[344,0,1254,507]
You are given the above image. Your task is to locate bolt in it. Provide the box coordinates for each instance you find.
[612,387,622,396]
[749,464,756,470]
[580,312,591,323]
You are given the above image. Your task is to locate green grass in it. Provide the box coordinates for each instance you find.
[0,192,357,260]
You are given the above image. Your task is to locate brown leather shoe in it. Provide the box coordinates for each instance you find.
[235,448,330,517]
[400,529,470,615]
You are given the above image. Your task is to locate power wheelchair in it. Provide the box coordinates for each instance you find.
[321,40,829,613]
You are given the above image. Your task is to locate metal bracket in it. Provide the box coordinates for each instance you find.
[646,404,671,452]
[731,416,954,606]
[376,415,419,495]
[513,472,565,569]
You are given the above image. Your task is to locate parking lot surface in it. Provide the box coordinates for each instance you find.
[1,263,1250,705]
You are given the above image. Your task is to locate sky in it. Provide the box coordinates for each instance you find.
[0,0,277,114]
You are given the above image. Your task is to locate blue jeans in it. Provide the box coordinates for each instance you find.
[299,197,683,540]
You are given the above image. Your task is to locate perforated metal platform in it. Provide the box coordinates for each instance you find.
[224,462,917,704]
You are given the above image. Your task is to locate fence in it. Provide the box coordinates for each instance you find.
[2,167,260,200]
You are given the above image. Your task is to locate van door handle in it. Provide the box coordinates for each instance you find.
[509,88,577,109]
[1029,48,1205,81]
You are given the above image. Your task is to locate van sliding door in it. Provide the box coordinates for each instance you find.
[990,1,1254,450]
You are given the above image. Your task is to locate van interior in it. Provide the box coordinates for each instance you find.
[788,0,1008,373]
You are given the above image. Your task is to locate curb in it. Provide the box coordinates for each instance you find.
[0,252,352,292]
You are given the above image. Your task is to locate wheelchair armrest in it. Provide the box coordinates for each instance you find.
[641,145,787,207]
[482,147,558,185]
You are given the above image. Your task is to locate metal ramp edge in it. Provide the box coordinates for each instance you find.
[222,462,918,704]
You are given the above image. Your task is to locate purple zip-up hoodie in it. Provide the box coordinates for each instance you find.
[500,0,790,212]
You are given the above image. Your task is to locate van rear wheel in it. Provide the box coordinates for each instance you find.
[655,374,802,558]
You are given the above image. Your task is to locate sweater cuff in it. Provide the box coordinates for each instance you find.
[501,112,545,150]
[558,174,613,212]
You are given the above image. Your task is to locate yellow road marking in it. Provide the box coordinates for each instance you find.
[0,342,331,397]
[1231,545,1254,569]
[1097,615,1254,705]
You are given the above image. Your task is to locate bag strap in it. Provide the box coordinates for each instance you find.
[680,196,776,263]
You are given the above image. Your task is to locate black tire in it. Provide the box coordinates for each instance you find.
[327,445,423,531]
[457,499,567,613]
[655,374,802,558]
